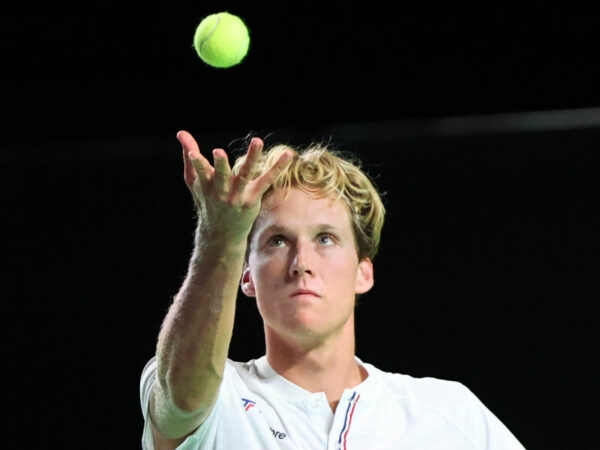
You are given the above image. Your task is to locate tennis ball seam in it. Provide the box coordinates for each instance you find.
[198,15,221,55]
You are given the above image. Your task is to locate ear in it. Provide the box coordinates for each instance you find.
[240,264,256,297]
[355,258,374,295]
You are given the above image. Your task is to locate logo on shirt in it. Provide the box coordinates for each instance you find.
[241,398,256,411]
[240,398,287,441]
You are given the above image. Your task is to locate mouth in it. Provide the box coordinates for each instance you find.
[291,289,319,298]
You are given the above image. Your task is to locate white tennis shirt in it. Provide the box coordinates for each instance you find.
[140,356,525,449]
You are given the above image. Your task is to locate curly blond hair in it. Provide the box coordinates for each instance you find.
[232,142,386,261]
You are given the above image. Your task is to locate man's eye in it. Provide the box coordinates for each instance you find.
[269,236,286,247]
[318,234,334,245]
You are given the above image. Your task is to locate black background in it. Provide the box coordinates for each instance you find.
[3,2,599,449]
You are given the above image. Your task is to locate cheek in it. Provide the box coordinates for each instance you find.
[330,259,366,291]
[249,255,285,288]
[327,252,359,273]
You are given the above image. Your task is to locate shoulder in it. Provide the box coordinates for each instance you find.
[362,363,525,448]
[363,363,490,426]
[365,362,473,399]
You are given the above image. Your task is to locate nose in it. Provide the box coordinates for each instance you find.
[288,245,313,277]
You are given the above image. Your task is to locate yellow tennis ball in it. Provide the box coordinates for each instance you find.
[193,12,250,69]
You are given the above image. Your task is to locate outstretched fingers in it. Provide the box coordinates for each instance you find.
[177,132,293,207]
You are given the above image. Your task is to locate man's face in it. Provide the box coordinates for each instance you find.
[241,188,374,342]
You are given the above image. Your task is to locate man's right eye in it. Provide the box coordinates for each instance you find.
[268,236,286,247]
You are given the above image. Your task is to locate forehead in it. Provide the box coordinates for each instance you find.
[256,188,352,229]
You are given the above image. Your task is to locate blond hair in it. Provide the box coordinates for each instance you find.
[232,142,386,261]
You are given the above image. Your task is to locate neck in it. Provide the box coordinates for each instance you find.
[264,323,367,411]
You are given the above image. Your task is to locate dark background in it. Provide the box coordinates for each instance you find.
[3,2,599,449]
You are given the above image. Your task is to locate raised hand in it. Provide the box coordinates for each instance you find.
[176,130,292,241]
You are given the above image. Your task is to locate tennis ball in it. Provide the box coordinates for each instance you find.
[193,12,250,68]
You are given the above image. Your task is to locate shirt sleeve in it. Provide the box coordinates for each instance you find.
[140,356,158,450]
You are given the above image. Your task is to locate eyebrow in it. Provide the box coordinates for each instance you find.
[256,223,344,238]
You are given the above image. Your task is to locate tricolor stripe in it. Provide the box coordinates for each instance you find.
[337,391,360,449]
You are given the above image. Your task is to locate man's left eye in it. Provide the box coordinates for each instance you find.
[318,235,333,245]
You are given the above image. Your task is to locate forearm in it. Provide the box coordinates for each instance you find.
[151,235,246,436]
[146,131,287,441]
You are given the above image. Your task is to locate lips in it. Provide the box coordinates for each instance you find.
[291,289,319,297]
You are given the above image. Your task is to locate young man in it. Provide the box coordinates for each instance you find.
[140,130,526,449]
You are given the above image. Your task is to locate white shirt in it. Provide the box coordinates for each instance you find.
[140,356,525,449]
